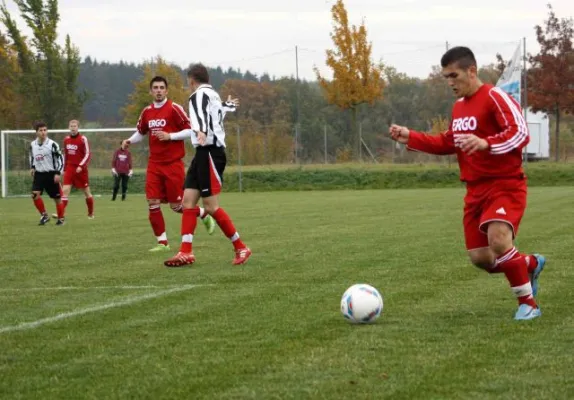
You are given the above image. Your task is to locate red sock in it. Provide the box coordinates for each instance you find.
[33,197,46,214]
[149,205,167,245]
[212,208,246,250]
[56,202,65,219]
[180,207,199,253]
[62,197,68,209]
[86,196,94,215]
[496,247,537,308]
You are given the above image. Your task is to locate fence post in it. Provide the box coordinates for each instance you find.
[359,122,363,161]
[236,125,243,193]
[1,131,6,198]
[324,124,327,164]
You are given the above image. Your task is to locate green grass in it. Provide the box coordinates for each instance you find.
[0,188,573,399]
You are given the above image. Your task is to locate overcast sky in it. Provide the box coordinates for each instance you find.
[4,0,574,80]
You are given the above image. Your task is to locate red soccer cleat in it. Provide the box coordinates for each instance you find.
[164,252,196,267]
[233,248,252,265]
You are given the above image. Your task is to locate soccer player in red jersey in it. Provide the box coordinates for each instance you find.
[60,120,95,218]
[163,64,251,267]
[389,47,545,321]
[122,76,215,252]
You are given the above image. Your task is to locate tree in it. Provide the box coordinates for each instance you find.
[0,0,85,127]
[314,0,384,159]
[528,3,574,161]
[220,79,293,164]
[122,57,187,125]
[0,31,22,128]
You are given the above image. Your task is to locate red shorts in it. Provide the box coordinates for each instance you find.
[146,160,185,203]
[63,166,89,189]
[463,178,527,250]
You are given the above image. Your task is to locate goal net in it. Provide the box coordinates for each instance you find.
[1,128,150,198]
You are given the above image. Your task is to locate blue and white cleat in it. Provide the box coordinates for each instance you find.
[530,254,546,298]
[514,304,541,321]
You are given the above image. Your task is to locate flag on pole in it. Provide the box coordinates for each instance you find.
[496,42,522,104]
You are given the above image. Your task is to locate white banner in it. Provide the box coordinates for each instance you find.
[496,42,522,104]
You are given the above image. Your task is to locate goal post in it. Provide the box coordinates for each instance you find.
[1,128,137,198]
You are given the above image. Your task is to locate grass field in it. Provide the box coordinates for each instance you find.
[0,188,573,399]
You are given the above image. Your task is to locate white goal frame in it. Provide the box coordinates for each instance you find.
[1,128,134,198]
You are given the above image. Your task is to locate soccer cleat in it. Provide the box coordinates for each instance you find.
[56,218,65,226]
[88,214,95,219]
[39,214,50,225]
[514,304,542,321]
[164,252,195,267]
[202,214,216,235]
[530,254,546,298]
[149,243,171,252]
[232,248,252,265]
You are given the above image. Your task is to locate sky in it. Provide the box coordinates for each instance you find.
[3,0,574,80]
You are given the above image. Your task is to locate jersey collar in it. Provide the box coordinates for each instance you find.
[153,98,168,108]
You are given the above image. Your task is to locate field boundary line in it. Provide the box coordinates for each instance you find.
[0,284,204,334]
[0,285,198,292]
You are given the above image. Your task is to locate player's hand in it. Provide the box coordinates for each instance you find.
[121,140,130,150]
[458,134,488,155]
[54,174,60,184]
[389,124,410,144]
[154,131,171,141]
[111,168,118,176]
[128,170,133,177]
[30,169,35,177]
[226,95,240,107]
[197,131,207,146]
[76,166,82,173]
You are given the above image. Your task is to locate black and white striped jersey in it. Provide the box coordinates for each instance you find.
[188,84,228,148]
[29,138,63,173]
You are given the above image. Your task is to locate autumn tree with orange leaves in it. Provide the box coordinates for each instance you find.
[528,3,574,161]
[315,0,384,159]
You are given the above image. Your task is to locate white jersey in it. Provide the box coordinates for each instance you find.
[188,84,227,148]
[29,138,63,173]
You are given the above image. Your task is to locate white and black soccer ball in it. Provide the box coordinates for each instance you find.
[340,284,383,324]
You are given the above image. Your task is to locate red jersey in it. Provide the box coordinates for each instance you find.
[112,148,132,174]
[407,84,529,183]
[136,99,191,164]
[63,133,91,168]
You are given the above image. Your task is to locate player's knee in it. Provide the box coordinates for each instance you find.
[203,204,219,216]
[31,192,40,200]
[170,203,183,213]
[487,224,513,256]
[148,199,160,206]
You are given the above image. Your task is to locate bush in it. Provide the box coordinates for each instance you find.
[6,162,574,196]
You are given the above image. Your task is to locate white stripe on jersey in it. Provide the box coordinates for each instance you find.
[189,84,226,148]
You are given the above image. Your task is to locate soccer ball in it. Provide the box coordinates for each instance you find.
[340,284,383,324]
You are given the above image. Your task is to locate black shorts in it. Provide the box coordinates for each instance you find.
[184,146,226,197]
[32,171,61,199]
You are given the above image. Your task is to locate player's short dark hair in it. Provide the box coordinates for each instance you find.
[33,121,47,132]
[440,47,477,69]
[150,76,168,89]
[187,64,209,84]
